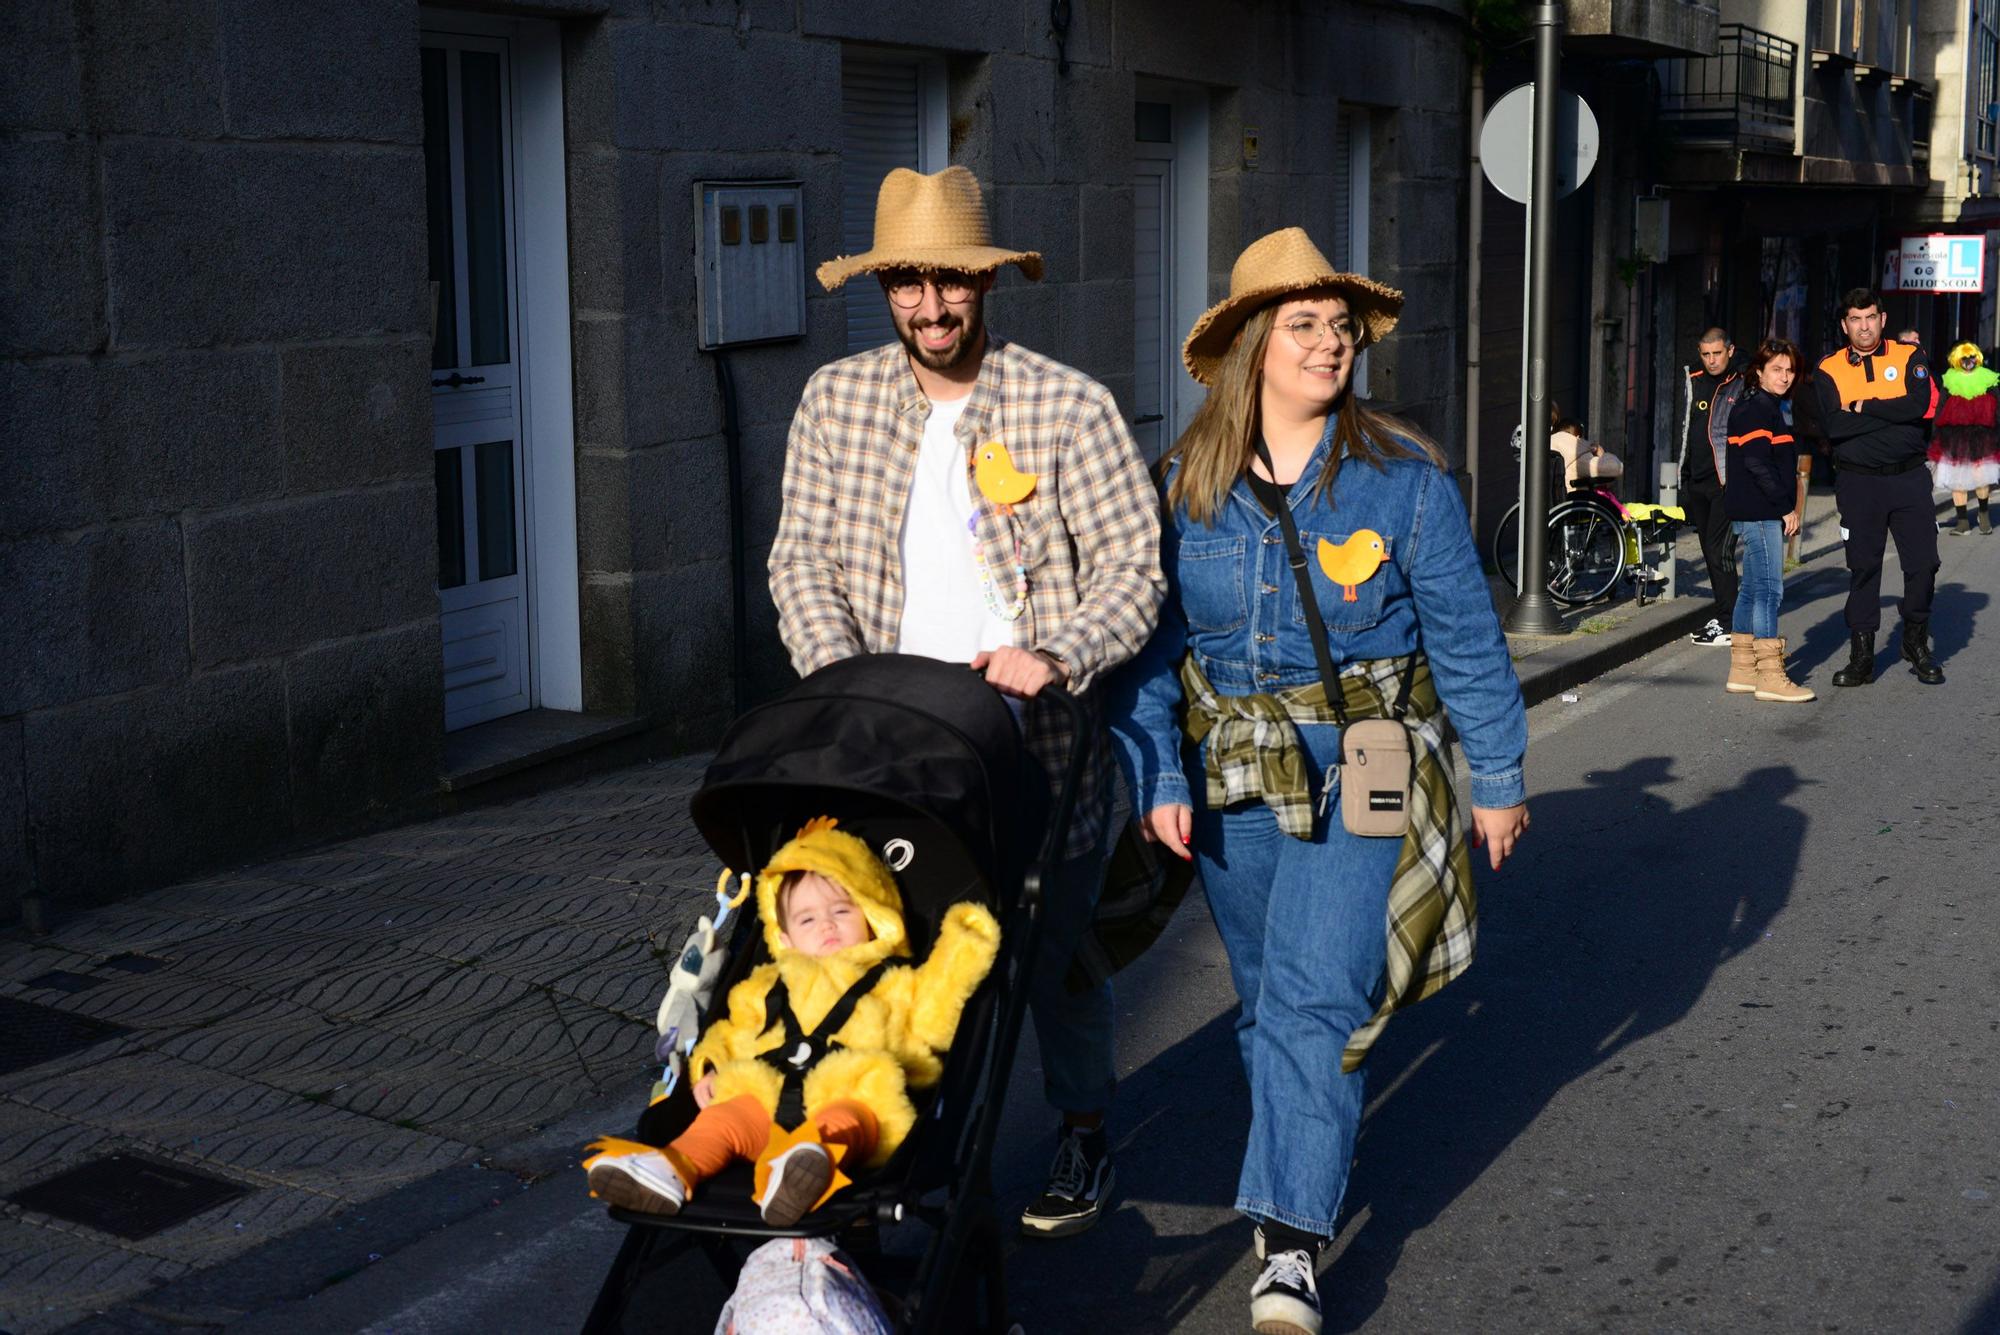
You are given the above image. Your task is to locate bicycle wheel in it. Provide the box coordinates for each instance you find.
[1544,500,1626,605]
[1492,503,1523,591]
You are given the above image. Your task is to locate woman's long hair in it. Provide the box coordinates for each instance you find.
[1165,292,1443,526]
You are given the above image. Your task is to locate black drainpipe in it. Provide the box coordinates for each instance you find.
[711,349,749,713]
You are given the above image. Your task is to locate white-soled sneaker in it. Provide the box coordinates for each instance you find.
[584,1143,687,1216]
[1689,618,1730,647]
[1250,1247,1322,1335]
[759,1142,834,1226]
[1019,1125,1114,1238]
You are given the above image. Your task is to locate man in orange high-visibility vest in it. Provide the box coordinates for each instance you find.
[1813,287,1944,686]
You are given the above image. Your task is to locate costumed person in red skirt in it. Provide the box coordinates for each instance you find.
[1932,341,2000,535]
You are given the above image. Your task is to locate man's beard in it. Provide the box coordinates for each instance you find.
[898,301,985,372]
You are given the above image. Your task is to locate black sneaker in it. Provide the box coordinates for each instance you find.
[1019,1125,1114,1238]
[1689,618,1730,647]
[1250,1247,1321,1334]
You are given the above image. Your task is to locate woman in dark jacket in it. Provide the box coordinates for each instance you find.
[1723,338,1813,703]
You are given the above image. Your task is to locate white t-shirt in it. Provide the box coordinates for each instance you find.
[896,395,1016,662]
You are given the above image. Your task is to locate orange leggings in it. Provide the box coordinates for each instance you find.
[662,1094,878,1189]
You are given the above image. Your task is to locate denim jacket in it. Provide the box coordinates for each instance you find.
[1108,427,1528,815]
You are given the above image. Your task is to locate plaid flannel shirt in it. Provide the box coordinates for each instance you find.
[1180,653,1476,1069]
[769,335,1165,857]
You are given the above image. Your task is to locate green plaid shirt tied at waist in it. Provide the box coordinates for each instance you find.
[1180,652,1475,1071]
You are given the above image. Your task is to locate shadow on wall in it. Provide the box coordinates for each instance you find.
[1322,757,1808,1329]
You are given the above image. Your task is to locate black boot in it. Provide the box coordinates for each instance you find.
[1831,632,1876,687]
[1901,621,1945,685]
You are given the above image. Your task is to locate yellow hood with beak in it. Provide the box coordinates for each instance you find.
[753,816,909,968]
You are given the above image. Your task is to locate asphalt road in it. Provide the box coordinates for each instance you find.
[196,528,1999,1335]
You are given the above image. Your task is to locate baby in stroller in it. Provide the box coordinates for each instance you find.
[584,817,1000,1227]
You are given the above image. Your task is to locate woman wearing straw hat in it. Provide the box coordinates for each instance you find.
[771,166,1164,1239]
[1108,228,1528,1332]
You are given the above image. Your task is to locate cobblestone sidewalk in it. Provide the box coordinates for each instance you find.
[0,757,714,1335]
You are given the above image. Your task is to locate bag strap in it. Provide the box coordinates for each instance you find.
[764,959,895,1130]
[1252,439,1418,725]
[1254,439,1349,729]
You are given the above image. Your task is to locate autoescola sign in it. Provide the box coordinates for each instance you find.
[1882,235,1985,293]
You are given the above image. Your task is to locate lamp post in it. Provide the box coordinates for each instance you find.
[1503,1,1569,636]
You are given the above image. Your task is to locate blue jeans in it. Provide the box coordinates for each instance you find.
[1730,519,1784,640]
[1027,824,1117,1116]
[1193,721,1400,1237]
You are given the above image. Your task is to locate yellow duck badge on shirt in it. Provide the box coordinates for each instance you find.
[973,440,1036,508]
[1317,530,1387,601]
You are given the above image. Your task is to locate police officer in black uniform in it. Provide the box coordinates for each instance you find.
[1814,288,1944,686]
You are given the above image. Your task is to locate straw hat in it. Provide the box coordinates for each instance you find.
[1182,227,1403,385]
[816,166,1044,292]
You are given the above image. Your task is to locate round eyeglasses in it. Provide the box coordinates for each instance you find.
[884,272,978,309]
[1280,315,1362,350]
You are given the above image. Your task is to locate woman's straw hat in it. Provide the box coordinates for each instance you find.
[1181,227,1403,385]
[816,166,1044,292]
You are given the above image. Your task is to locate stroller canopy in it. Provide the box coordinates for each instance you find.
[691,655,1045,916]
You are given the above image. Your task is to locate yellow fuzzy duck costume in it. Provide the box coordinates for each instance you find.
[686,818,1001,1168]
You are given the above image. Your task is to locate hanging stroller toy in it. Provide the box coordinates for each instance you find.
[649,868,752,1107]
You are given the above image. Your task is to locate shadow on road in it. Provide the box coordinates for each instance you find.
[1928,582,1988,667]
[1960,1272,2000,1335]
[1317,757,1810,1331]
[1002,1009,1256,1331]
[1790,576,1988,681]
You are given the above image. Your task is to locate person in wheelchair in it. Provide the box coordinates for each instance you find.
[1549,403,1623,495]
[584,817,1000,1227]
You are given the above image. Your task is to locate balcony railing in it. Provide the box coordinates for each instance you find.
[1657,24,1799,152]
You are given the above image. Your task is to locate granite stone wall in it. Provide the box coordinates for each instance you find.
[1,0,440,916]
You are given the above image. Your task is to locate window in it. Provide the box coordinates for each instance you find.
[1978,0,2000,159]
[839,49,948,354]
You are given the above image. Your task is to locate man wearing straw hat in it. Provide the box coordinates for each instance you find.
[769,166,1164,1238]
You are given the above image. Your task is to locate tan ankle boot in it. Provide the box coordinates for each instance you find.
[1753,637,1814,703]
[1726,634,1757,694]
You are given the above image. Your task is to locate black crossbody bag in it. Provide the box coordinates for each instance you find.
[1254,441,1417,838]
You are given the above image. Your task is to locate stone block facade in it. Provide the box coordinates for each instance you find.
[3,0,1470,919]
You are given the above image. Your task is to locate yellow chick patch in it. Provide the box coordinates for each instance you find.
[1317,530,1388,602]
[974,440,1037,506]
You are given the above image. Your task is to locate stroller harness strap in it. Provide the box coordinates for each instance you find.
[761,960,895,1130]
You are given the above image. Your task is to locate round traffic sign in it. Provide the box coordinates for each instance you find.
[1480,84,1600,204]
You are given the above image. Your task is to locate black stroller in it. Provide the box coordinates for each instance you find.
[581,654,1087,1333]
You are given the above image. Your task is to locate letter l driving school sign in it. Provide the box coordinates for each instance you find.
[1882,234,1986,293]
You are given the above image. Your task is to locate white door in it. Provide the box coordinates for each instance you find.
[1133,105,1176,461]
[1134,92,1208,461]
[423,33,531,730]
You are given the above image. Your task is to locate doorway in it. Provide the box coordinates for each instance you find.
[421,14,580,731]
[1133,86,1210,461]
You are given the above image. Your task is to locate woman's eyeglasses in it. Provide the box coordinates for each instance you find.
[883,271,978,309]
[1281,315,1362,350]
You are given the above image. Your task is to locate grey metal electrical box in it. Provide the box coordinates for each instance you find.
[694,180,806,349]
